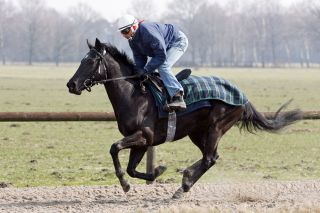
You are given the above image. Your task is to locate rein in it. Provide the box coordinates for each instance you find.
[83,48,140,92]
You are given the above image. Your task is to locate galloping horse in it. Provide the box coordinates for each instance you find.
[67,38,302,198]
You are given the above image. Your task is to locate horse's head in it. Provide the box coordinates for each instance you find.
[67,38,107,95]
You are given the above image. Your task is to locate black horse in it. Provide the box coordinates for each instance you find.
[67,38,302,198]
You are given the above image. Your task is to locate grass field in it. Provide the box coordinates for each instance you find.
[0,65,319,187]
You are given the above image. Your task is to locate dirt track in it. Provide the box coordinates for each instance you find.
[1,180,320,212]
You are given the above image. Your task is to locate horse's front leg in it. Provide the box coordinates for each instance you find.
[109,130,147,192]
[126,148,167,181]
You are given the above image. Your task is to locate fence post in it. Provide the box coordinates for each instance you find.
[146,146,155,184]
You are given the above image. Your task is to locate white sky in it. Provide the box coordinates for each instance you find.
[46,0,170,21]
[13,0,305,22]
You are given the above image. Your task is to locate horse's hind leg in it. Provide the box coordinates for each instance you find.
[173,129,221,199]
[126,148,167,181]
[173,105,244,199]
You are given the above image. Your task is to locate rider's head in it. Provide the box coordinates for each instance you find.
[117,14,139,40]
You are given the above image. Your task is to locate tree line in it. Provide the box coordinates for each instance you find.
[0,0,319,67]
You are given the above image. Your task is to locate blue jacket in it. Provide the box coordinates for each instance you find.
[129,22,179,73]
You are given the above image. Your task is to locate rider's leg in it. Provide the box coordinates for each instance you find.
[158,31,188,110]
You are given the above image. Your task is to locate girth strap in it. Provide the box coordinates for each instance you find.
[165,111,177,142]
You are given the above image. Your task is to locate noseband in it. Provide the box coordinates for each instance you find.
[83,48,140,92]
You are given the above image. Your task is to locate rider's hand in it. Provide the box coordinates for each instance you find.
[135,68,145,76]
[135,68,148,81]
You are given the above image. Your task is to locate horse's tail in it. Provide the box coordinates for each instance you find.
[239,99,302,133]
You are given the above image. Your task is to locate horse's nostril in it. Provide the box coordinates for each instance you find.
[67,81,75,89]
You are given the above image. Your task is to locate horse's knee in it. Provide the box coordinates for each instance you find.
[183,169,193,178]
[110,143,119,156]
[203,156,217,168]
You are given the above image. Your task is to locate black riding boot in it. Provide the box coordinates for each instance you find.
[167,92,186,111]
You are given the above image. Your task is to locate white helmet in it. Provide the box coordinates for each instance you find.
[117,14,138,31]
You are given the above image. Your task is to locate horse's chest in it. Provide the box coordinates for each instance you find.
[117,117,141,136]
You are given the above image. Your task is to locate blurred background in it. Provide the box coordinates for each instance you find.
[1,0,320,67]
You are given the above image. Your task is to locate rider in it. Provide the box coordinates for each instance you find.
[117,14,188,111]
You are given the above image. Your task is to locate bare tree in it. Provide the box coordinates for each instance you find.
[281,10,298,67]
[206,4,228,67]
[265,0,284,66]
[0,0,319,66]
[128,0,158,21]
[68,3,102,60]
[0,0,15,64]
[309,0,320,36]
[164,0,206,66]
[190,3,227,66]
[289,1,317,67]
[43,10,73,66]
[19,0,46,65]
[246,1,270,67]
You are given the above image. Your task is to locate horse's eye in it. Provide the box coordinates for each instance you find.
[88,59,95,64]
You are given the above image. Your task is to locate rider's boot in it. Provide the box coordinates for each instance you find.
[167,92,186,111]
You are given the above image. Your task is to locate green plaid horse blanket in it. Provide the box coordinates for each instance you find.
[180,75,248,106]
[148,75,248,117]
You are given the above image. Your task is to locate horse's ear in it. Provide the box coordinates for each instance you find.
[87,39,93,49]
[95,38,102,49]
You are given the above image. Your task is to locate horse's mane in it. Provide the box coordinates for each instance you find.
[102,43,135,69]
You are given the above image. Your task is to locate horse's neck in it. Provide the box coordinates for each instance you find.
[104,63,137,119]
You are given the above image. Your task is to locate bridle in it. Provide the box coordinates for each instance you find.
[83,48,140,92]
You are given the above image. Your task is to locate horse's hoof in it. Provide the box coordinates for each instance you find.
[122,183,130,193]
[172,187,184,199]
[155,165,167,177]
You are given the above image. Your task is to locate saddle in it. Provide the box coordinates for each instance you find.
[146,69,191,95]
[143,69,191,110]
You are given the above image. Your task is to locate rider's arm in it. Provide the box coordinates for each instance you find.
[144,32,166,73]
[129,42,147,70]
[133,51,148,70]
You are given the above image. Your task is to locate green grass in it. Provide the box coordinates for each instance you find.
[0,65,320,187]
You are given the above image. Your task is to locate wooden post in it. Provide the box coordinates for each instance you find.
[146,146,155,184]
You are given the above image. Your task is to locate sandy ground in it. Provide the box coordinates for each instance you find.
[0,180,320,212]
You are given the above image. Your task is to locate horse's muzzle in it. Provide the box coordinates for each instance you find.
[66,81,82,95]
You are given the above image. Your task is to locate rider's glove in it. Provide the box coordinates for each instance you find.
[135,68,148,81]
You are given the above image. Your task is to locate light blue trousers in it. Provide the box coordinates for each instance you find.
[158,31,188,98]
